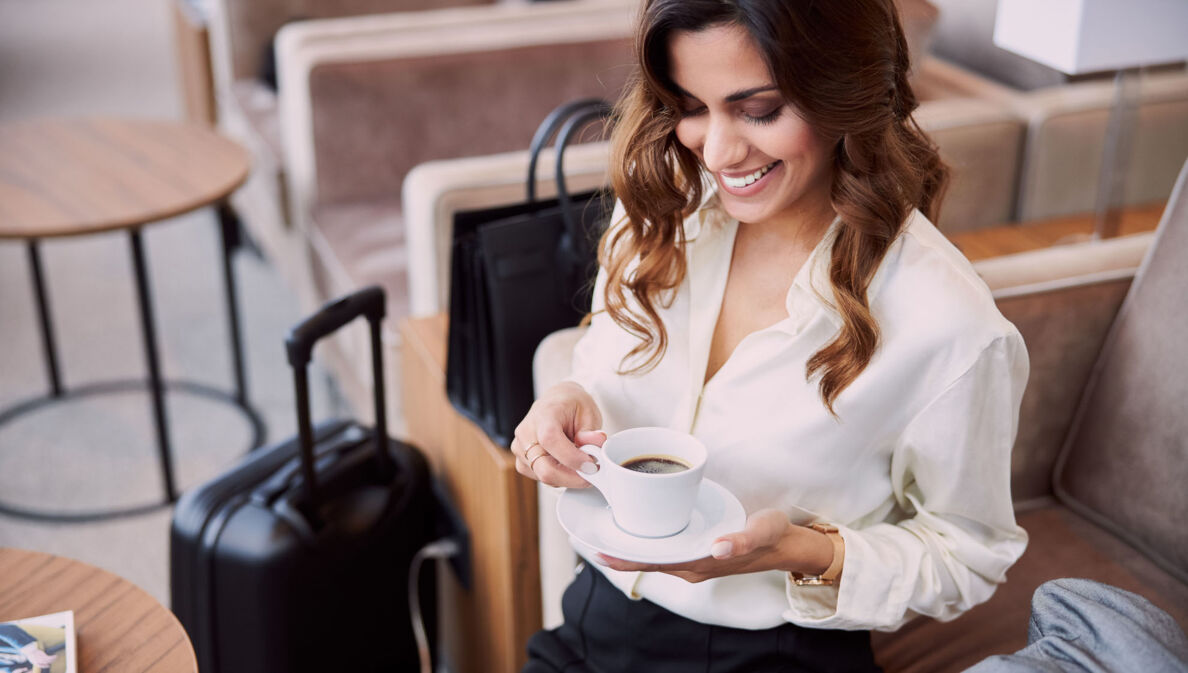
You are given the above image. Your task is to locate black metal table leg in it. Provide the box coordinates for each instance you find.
[0,211,266,523]
[27,240,63,397]
[129,228,178,503]
[217,202,249,406]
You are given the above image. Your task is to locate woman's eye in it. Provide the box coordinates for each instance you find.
[745,106,783,125]
[679,105,707,118]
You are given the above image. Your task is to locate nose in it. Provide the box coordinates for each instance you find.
[699,115,748,173]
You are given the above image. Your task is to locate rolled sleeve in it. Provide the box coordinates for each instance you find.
[784,334,1030,631]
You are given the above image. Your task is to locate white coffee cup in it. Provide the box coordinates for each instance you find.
[576,427,707,538]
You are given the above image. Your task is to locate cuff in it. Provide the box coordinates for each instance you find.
[782,524,915,631]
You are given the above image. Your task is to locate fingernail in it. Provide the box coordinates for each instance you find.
[710,540,733,559]
[579,461,599,474]
[593,554,610,566]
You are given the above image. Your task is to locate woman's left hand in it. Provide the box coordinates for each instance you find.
[595,509,810,583]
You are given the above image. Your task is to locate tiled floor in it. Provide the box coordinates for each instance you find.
[0,0,335,606]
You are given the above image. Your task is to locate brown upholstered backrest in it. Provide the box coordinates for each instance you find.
[997,276,1134,505]
[308,38,632,205]
[1056,160,1188,585]
[221,0,492,81]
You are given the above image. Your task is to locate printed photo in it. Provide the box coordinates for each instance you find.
[0,611,75,673]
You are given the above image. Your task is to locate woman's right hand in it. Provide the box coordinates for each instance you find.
[512,381,605,488]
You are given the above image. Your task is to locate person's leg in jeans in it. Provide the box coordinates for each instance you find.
[965,578,1188,673]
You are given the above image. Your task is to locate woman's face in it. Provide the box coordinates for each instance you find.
[669,24,834,228]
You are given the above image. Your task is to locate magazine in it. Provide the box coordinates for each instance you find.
[0,611,75,673]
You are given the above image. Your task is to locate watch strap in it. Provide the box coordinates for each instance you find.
[791,523,844,586]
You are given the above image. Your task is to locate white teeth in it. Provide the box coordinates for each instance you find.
[721,162,776,188]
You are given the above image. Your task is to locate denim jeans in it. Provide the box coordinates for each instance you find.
[965,578,1188,673]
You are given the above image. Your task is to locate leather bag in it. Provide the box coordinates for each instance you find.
[446,98,613,447]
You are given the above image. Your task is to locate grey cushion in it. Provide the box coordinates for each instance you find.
[1056,160,1188,584]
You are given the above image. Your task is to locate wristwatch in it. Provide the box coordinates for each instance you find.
[791,523,844,586]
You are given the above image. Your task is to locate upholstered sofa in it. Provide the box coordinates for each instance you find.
[206,0,641,420]
[206,0,497,293]
[528,163,1188,670]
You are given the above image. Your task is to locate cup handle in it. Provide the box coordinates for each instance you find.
[575,444,607,488]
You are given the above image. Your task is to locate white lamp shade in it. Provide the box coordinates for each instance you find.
[994,0,1188,75]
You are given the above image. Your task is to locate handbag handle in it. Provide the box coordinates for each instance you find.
[554,100,614,242]
[284,286,392,507]
[526,97,609,203]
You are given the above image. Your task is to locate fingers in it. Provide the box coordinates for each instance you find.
[536,422,598,475]
[574,429,608,447]
[711,509,790,559]
[510,432,591,489]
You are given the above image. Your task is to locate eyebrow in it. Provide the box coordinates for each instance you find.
[674,84,779,103]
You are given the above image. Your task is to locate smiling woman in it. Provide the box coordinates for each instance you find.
[668,27,834,232]
[513,1,1028,672]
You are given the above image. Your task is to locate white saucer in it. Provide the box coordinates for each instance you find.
[557,478,746,564]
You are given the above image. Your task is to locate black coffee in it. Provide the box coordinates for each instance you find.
[621,454,691,474]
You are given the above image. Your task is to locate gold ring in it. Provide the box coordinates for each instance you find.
[526,446,547,471]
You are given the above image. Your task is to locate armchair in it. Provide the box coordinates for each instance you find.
[206,0,494,289]
[267,0,637,418]
[529,164,1188,666]
[873,159,1188,672]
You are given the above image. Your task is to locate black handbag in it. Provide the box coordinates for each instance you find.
[446,98,614,447]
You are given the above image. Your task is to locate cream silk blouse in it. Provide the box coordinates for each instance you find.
[566,198,1029,632]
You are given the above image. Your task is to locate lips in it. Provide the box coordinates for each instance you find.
[717,160,781,195]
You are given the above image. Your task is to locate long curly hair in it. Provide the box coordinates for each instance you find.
[603,0,948,414]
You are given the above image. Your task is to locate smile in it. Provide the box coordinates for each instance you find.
[720,161,779,188]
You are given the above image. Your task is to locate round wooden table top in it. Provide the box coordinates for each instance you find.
[0,117,250,239]
[0,548,198,673]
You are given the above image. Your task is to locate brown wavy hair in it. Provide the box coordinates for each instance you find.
[604,0,949,414]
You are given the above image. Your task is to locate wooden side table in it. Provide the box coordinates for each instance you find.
[0,118,266,522]
[400,315,541,673]
[0,548,197,673]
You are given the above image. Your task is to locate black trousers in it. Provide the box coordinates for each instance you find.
[524,564,882,673]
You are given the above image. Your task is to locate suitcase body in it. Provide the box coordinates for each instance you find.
[170,287,436,673]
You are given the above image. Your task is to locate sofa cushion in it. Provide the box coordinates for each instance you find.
[308,198,407,320]
[971,233,1152,505]
[307,38,632,206]
[1056,162,1188,585]
[217,0,492,82]
[871,506,1188,673]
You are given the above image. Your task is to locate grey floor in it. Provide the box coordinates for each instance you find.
[0,0,337,607]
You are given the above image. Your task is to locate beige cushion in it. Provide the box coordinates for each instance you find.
[1056,160,1188,584]
[210,0,491,83]
[276,0,637,231]
[999,69,1188,221]
[916,97,1025,233]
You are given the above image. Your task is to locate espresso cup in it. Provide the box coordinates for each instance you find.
[576,427,707,538]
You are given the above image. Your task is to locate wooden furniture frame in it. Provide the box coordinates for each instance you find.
[400,315,541,673]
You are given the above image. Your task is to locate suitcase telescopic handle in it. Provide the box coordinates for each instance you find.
[285,286,392,509]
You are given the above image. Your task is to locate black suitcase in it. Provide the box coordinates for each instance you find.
[170,286,446,673]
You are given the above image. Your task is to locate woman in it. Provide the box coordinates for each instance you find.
[513,1,1028,670]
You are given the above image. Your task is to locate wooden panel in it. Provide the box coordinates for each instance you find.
[949,203,1165,261]
[171,0,217,126]
[401,315,541,673]
[0,547,197,673]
